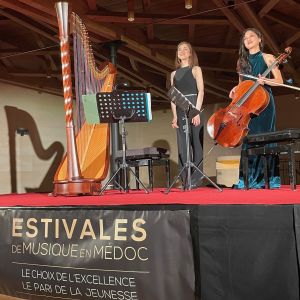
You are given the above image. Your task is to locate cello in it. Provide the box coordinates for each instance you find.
[207,47,292,148]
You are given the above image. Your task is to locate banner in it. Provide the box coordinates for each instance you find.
[0,209,195,300]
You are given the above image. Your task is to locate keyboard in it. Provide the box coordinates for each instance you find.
[244,128,300,144]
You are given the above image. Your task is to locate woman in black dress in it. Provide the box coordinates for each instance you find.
[170,42,204,188]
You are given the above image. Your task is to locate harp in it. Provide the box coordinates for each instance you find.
[53,2,116,195]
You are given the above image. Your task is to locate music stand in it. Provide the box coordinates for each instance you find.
[83,90,152,194]
[165,86,222,193]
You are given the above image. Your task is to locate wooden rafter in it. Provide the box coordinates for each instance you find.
[201,65,236,73]
[265,12,299,30]
[117,48,170,74]
[236,1,280,53]
[259,0,280,18]
[189,24,195,42]
[0,58,13,69]
[0,77,61,96]
[86,0,97,10]
[219,27,236,65]
[188,0,198,42]
[0,0,297,105]
[211,0,245,33]
[0,49,59,56]
[129,56,139,72]
[34,34,57,71]
[0,8,57,43]
[148,41,237,54]
[17,0,56,16]
[6,71,60,77]
[0,0,57,26]
[142,0,151,10]
[285,31,300,46]
[147,24,154,40]
[285,0,300,9]
[87,12,229,25]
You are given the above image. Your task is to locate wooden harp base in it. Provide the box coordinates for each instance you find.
[52,179,101,196]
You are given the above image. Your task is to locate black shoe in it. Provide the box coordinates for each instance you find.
[181,184,199,190]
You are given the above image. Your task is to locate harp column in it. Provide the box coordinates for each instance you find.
[55,1,82,181]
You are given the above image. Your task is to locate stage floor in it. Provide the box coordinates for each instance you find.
[0,185,299,207]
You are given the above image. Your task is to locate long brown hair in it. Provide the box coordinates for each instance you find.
[237,28,264,74]
[175,41,199,69]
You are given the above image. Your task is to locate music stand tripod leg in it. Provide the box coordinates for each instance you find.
[192,163,222,191]
[100,166,125,195]
[165,164,189,194]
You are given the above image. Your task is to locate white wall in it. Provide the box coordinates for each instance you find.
[0,82,66,194]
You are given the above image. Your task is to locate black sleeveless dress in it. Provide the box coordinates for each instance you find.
[174,66,204,186]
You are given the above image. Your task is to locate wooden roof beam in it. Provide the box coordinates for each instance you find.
[0,77,61,96]
[86,0,97,10]
[0,8,57,43]
[0,49,60,56]
[34,34,58,71]
[189,24,195,42]
[1,0,175,72]
[211,0,245,33]
[7,0,239,93]
[1,58,14,68]
[0,0,57,26]
[265,12,299,30]
[6,71,61,77]
[201,65,236,73]
[17,0,56,17]
[285,0,300,10]
[117,48,171,74]
[148,41,237,54]
[259,0,280,18]
[188,0,198,42]
[87,12,229,25]
[204,87,228,100]
[236,1,280,53]
[219,27,236,65]
[142,0,151,10]
[129,56,139,72]
[284,31,300,46]
[147,24,154,40]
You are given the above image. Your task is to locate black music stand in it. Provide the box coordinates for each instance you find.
[165,86,222,193]
[96,90,151,195]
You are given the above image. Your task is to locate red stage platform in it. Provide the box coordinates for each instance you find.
[1,186,300,300]
[0,186,299,207]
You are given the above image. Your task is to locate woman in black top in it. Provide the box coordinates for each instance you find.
[170,42,204,188]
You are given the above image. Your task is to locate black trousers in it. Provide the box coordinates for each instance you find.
[176,111,204,186]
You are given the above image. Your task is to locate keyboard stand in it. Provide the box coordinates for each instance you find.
[242,129,300,190]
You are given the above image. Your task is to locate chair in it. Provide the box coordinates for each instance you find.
[115,147,170,190]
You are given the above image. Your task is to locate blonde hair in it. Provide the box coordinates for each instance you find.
[175,41,199,69]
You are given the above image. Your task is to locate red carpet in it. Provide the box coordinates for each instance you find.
[0,186,299,206]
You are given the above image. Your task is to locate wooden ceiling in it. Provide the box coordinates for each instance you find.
[0,0,299,107]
